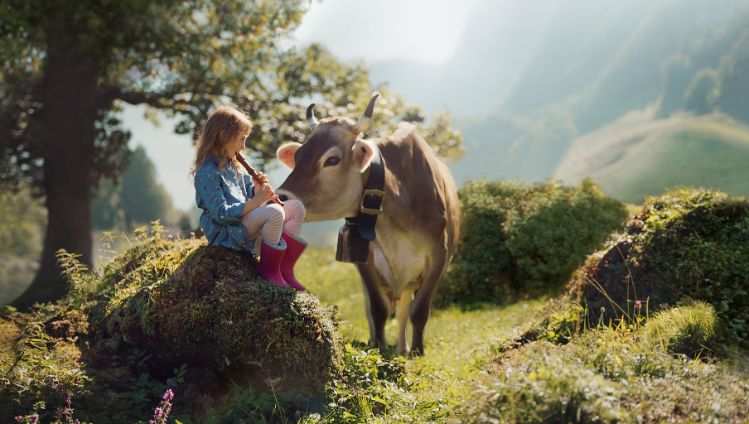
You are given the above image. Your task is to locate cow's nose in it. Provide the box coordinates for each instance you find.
[278,194,288,202]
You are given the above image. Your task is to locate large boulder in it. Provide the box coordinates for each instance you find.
[84,234,341,392]
[572,188,749,345]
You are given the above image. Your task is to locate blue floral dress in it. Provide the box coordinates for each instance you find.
[194,154,257,253]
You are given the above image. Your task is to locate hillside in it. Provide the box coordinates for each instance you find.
[370,0,749,192]
[554,111,749,203]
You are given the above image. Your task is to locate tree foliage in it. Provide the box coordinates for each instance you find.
[1,0,462,186]
[0,0,463,307]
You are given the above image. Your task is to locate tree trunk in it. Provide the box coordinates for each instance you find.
[11,38,99,309]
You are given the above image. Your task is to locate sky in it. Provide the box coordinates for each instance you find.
[125,0,480,212]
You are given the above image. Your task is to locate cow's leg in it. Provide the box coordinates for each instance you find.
[409,255,447,356]
[356,263,390,348]
[395,289,415,355]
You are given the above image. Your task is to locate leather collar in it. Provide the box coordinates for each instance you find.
[347,148,385,241]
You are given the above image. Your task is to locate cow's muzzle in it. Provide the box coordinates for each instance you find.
[276,189,296,202]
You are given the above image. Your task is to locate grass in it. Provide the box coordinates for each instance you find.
[465,318,749,423]
[3,239,748,422]
[298,247,749,423]
[297,247,550,422]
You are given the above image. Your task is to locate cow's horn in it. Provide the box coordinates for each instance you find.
[306,103,319,127]
[355,92,380,133]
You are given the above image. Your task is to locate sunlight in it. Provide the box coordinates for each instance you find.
[293,0,481,65]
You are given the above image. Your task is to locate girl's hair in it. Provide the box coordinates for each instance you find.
[191,105,253,178]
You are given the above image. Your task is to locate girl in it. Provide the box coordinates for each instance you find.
[191,105,307,291]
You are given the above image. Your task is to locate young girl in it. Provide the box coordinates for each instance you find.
[191,105,307,291]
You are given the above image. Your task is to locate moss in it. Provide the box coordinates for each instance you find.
[88,235,342,403]
[572,188,749,345]
[465,325,749,423]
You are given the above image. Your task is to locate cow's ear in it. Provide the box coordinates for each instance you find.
[276,142,302,169]
[352,139,376,173]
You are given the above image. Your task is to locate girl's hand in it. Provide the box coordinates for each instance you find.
[255,183,275,203]
[255,171,270,185]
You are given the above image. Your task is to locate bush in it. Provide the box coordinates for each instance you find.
[437,178,626,306]
[642,301,719,357]
[573,188,749,345]
[301,342,408,423]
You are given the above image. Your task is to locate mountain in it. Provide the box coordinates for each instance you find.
[369,0,559,115]
[375,0,749,189]
[554,111,749,203]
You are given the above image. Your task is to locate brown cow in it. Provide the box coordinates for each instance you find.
[275,94,460,355]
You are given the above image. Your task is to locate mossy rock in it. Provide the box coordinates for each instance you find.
[86,236,342,394]
[572,188,749,344]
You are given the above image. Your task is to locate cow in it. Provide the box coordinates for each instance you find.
[275,93,460,355]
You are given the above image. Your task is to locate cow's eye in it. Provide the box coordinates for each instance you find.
[323,156,341,167]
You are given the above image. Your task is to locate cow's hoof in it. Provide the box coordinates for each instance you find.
[409,346,425,357]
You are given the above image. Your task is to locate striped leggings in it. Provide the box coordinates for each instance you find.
[241,199,306,247]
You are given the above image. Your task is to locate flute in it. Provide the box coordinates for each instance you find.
[235,152,284,206]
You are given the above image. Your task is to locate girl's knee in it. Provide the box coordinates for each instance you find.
[286,199,306,218]
[267,204,285,221]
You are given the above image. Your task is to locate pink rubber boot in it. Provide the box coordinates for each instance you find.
[257,240,289,288]
[280,232,307,292]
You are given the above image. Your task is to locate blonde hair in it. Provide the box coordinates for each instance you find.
[191,105,253,178]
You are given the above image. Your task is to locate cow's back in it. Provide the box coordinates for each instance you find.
[377,123,460,262]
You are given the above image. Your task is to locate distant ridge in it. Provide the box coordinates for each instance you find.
[554,111,749,203]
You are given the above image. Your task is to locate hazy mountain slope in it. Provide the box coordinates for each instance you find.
[500,0,749,130]
[369,0,558,115]
[554,112,749,203]
[501,0,653,116]
[575,0,749,131]
[715,28,749,123]
[368,0,749,193]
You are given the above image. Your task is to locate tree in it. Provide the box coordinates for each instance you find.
[92,145,174,230]
[0,1,462,309]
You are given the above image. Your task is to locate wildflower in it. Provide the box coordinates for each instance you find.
[14,413,39,424]
[149,388,175,424]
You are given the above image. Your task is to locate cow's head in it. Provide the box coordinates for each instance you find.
[276,93,380,221]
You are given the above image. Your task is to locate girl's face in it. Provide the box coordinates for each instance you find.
[222,130,250,159]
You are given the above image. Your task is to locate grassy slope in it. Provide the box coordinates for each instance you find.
[3,242,747,422]
[297,247,549,422]
[554,112,749,203]
[298,247,749,423]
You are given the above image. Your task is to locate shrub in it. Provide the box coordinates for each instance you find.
[573,188,749,345]
[642,301,719,357]
[437,178,626,306]
[305,342,408,423]
[0,309,89,423]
